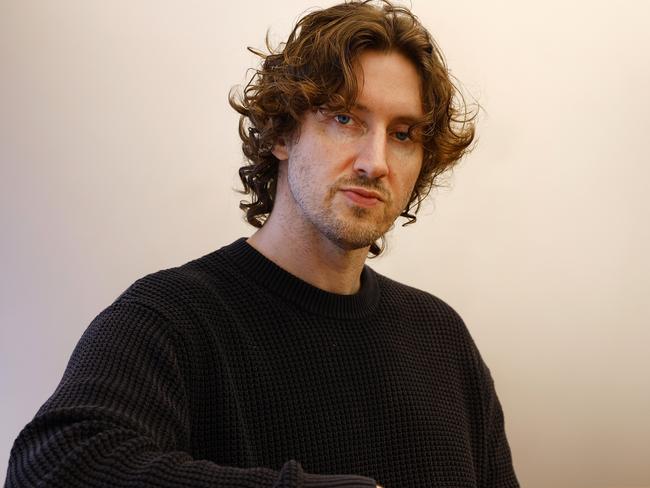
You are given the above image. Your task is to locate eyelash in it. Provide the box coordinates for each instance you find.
[394,131,410,142]
[334,114,352,125]
[332,113,413,142]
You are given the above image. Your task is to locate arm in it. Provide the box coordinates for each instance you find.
[478,360,520,488]
[5,300,376,488]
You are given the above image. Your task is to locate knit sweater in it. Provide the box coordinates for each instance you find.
[5,238,519,488]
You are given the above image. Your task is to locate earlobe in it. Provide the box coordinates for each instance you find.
[271,138,289,161]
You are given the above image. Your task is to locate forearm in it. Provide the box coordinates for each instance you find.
[5,301,376,488]
[6,419,375,488]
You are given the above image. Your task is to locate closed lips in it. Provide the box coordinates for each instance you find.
[341,187,384,201]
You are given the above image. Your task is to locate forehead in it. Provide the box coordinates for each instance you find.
[352,50,424,121]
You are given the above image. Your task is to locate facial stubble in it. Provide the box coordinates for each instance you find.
[289,167,397,251]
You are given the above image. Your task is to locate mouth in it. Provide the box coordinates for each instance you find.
[340,186,384,208]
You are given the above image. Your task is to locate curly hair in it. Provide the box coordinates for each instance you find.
[229,0,476,256]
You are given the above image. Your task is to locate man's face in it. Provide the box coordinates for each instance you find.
[273,50,425,251]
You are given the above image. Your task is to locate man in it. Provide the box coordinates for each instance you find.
[6,1,519,487]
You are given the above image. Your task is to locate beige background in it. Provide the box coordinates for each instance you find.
[1,1,649,487]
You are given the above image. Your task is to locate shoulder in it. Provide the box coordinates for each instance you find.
[374,270,465,325]
[112,248,237,325]
[373,269,494,385]
[71,249,242,378]
[372,269,482,358]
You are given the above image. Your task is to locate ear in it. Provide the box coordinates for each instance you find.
[271,137,289,161]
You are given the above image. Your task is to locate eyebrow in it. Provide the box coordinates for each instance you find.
[352,102,424,125]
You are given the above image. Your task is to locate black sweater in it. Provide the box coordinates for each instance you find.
[5,238,519,488]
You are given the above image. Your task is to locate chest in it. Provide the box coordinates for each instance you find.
[186,310,483,488]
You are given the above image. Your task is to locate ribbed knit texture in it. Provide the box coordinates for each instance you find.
[5,238,519,488]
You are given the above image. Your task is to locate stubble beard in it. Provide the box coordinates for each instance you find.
[289,173,397,252]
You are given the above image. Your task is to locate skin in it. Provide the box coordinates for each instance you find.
[248,50,424,295]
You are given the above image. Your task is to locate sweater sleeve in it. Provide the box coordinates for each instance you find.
[478,360,520,488]
[5,300,376,488]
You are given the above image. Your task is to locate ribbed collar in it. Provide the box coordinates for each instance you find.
[219,238,380,320]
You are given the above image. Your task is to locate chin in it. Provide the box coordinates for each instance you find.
[307,202,393,251]
[322,221,386,252]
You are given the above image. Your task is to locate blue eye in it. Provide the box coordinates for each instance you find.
[394,131,410,142]
[334,114,352,125]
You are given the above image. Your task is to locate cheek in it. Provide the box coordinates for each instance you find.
[402,163,422,191]
[395,166,422,207]
[287,148,326,198]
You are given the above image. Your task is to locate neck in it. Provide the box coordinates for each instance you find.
[247,214,369,295]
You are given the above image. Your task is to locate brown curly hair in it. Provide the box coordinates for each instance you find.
[229,0,476,256]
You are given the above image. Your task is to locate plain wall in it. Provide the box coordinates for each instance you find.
[1,1,649,487]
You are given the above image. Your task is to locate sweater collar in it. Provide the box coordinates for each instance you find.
[220,238,380,320]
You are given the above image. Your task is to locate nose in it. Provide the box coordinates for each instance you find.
[352,129,389,180]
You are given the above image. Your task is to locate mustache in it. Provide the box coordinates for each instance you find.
[331,176,391,203]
